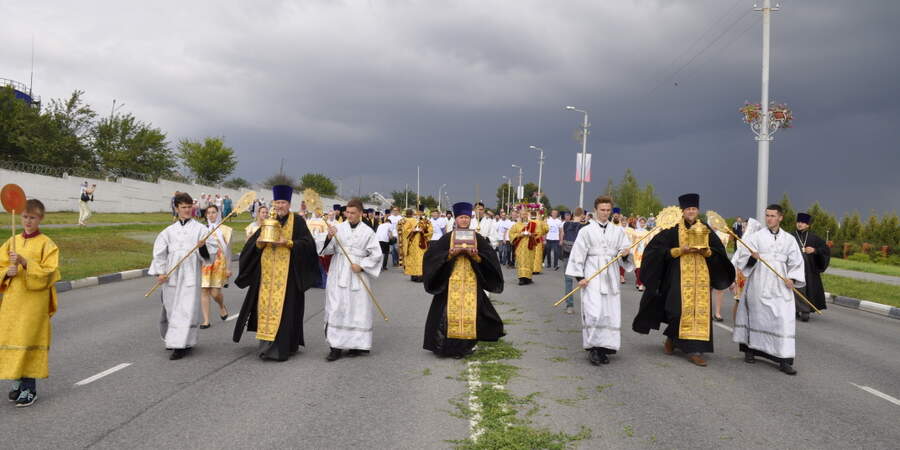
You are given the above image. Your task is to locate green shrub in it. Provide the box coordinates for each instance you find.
[847,252,872,263]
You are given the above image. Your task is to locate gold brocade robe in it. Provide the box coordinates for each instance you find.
[508,222,535,279]
[446,249,480,339]
[675,221,714,341]
[255,214,294,341]
[0,233,60,380]
[531,220,548,273]
[403,218,433,276]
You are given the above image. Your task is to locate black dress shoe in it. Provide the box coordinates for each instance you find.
[779,362,797,375]
[588,349,602,366]
[347,349,370,356]
[170,348,187,360]
[199,323,211,329]
[744,352,755,364]
[518,278,527,285]
[799,312,810,322]
[326,348,343,362]
[599,353,610,364]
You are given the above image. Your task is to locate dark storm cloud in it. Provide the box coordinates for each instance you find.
[2,0,898,218]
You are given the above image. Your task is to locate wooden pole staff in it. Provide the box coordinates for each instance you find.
[553,227,656,307]
[332,235,389,321]
[727,228,821,314]
[144,210,238,298]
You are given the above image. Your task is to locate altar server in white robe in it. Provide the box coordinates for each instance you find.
[733,204,805,375]
[321,199,383,361]
[149,192,217,360]
[565,195,634,366]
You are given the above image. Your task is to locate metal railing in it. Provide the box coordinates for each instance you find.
[0,159,190,184]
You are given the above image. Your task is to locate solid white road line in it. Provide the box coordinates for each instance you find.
[714,322,734,333]
[467,361,483,441]
[851,383,900,407]
[226,314,239,322]
[75,363,132,386]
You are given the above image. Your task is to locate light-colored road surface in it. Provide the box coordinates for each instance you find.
[2,265,898,449]
[826,267,900,286]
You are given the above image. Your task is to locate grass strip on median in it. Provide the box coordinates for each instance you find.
[450,339,591,450]
[822,273,900,308]
[46,223,247,281]
[829,258,900,278]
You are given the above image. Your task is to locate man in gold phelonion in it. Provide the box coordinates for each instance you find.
[402,205,433,282]
[422,202,504,359]
[633,193,735,367]
[233,185,321,361]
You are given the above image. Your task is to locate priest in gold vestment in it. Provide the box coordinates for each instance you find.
[530,214,549,274]
[422,203,504,358]
[402,205,433,282]
[233,185,321,361]
[632,193,734,367]
[508,207,538,285]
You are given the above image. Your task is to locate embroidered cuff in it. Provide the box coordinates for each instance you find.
[700,248,712,258]
[670,248,682,258]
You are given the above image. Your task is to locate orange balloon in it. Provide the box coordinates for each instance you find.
[1,184,26,213]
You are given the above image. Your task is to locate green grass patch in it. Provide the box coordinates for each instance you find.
[452,339,592,449]
[42,223,247,280]
[830,258,900,277]
[423,368,432,376]
[547,356,568,363]
[595,384,613,394]
[823,274,900,308]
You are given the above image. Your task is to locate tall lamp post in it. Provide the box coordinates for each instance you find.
[437,183,447,211]
[511,164,523,203]
[529,145,545,205]
[501,176,510,212]
[565,106,589,209]
[746,0,787,222]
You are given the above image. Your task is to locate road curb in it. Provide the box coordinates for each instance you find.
[825,292,900,320]
[56,254,240,293]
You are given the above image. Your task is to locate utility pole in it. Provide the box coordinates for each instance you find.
[566,107,590,209]
[416,166,420,207]
[529,146,545,204]
[754,0,778,222]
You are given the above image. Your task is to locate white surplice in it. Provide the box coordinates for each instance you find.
[732,227,806,359]
[565,221,635,351]
[321,221,383,350]
[148,219,217,349]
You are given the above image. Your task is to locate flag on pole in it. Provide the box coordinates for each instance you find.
[516,185,525,200]
[575,153,592,182]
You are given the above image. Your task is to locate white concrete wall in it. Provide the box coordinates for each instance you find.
[0,168,250,213]
[0,168,390,213]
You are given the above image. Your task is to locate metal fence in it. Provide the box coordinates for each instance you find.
[0,159,192,185]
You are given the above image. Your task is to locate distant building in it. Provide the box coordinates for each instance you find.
[1,78,41,108]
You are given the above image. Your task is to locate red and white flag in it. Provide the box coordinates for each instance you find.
[575,153,592,182]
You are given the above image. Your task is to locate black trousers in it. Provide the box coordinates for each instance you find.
[379,241,390,269]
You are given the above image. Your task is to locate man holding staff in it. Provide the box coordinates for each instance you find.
[732,204,806,375]
[320,199,383,362]
[148,192,217,360]
[633,193,735,367]
[565,196,633,366]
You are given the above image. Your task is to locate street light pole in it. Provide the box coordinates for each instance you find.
[438,183,447,211]
[511,164,523,202]
[566,106,589,210]
[754,0,778,222]
[501,176,509,212]
[529,145,545,204]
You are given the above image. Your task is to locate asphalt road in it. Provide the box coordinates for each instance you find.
[2,263,898,449]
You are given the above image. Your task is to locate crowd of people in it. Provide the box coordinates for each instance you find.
[0,184,832,408]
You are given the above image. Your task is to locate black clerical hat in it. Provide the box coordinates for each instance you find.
[797,212,812,224]
[678,193,699,209]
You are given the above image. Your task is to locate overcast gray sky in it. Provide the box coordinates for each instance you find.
[3,0,898,218]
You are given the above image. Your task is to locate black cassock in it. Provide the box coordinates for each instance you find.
[632,220,735,354]
[792,229,830,312]
[422,233,505,357]
[233,213,321,361]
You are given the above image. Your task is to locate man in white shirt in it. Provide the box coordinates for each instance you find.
[545,209,564,271]
[493,211,512,265]
[387,207,402,266]
[375,211,394,270]
[430,210,447,241]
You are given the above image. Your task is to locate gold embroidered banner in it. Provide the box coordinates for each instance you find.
[446,248,478,340]
[678,221,711,341]
[257,214,294,341]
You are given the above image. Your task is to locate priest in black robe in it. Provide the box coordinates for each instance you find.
[423,202,505,359]
[792,212,830,321]
[633,193,735,367]
[233,185,321,361]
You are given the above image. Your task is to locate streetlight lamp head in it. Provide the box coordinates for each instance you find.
[529,145,537,149]
[565,106,575,110]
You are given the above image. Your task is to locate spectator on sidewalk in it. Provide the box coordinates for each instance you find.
[78,181,96,226]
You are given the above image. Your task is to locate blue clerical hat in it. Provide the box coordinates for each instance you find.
[453,202,473,217]
[272,185,293,202]
[678,193,700,209]
[384,209,391,215]
[612,207,621,214]
[333,204,342,211]
[797,212,812,224]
